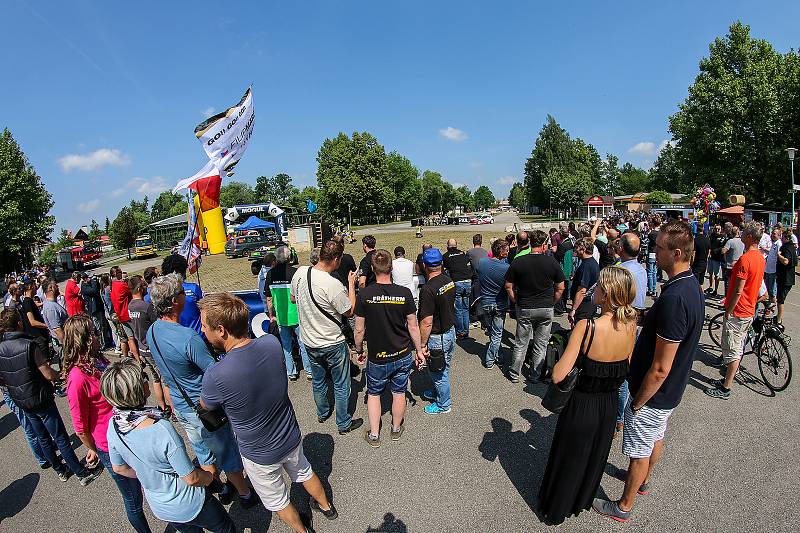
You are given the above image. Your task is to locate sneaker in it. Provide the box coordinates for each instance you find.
[364,430,381,448]
[317,411,333,424]
[306,374,313,382]
[40,461,52,470]
[390,421,404,441]
[309,498,338,520]
[592,498,631,522]
[217,481,235,505]
[338,418,364,434]
[424,404,451,415]
[637,482,651,495]
[288,374,299,381]
[704,385,731,400]
[78,468,102,486]
[239,491,260,510]
[483,363,494,369]
[56,468,71,482]
[300,512,316,533]
[421,390,436,402]
[508,374,520,384]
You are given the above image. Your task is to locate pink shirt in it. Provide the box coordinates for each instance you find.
[66,366,114,452]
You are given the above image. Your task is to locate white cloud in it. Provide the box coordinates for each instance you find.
[129,176,169,196]
[628,142,657,157]
[496,176,516,186]
[439,126,468,142]
[110,188,126,198]
[77,198,100,213]
[452,182,465,188]
[202,107,217,118]
[58,148,131,172]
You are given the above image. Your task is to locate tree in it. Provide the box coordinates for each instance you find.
[37,229,75,267]
[0,128,55,271]
[573,139,603,194]
[420,171,445,215]
[317,132,391,223]
[473,186,496,211]
[129,196,149,217]
[542,167,592,214]
[88,219,102,240]
[600,154,621,196]
[645,190,673,205]
[110,207,147,259]
[105,217,110,234]
[509,183,526,210]
[220,181,256,207]
[288,185,320,212]
[454,185,474,212]
[151,191,187,222]
[648,143,691,194]
[618,163,651,195]
[669,22,797,207]
[386,152,422,218]
[524,115,576,209]
[254,174,299,205]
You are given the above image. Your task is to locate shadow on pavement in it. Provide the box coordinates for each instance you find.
[688,344,775,397]
[366,511,408,532]
[478,408,556,515]
[0,411,19,441]
[0,473,40,524]
[290,432,335,514]
[227,500,272,533]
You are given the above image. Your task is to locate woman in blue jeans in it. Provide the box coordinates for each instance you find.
[101,359,236,533]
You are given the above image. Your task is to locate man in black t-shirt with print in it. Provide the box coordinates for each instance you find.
[354,250,425,448]
[417,248,456,415]
[594,220,703,523]
[442,239,473,339]
[504,230,565,383]
[358,235,377,289]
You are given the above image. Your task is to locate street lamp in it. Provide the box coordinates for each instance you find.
[788,148,797,229]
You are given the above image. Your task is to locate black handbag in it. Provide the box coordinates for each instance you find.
[541,318,595,414]
[306,267,355,347]
[150,326,228,432]
[427,333,446,372]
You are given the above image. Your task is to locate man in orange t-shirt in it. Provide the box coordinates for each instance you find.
[705,222,766,400]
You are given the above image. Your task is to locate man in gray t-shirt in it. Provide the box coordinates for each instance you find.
[722,227,745,293]
[42,288,68,342]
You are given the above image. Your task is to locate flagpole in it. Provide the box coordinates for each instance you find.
[187,189,203,291]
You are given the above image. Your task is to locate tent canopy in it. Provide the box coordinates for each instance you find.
[236,216,275,231]
[716,206,744,215]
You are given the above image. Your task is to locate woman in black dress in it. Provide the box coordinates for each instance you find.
[538,266,638,525]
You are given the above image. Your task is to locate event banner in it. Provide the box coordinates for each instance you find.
[194,87,255,175]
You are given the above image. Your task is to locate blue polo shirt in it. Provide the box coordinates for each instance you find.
[627,270,703,409]
[180,281,203,334]
[475,257,510,309]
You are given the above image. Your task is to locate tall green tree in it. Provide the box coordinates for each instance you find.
[473,186,496,211]
[288,185,320,212]
[542,167,592,213]
[618,163,651,195]
[649,143,690,194]
[151,191,186,222]
[0,128,55,271]
[88,219,102,240]
[669,22,798,207]
[220,181,256,207]
[454,185,474,212]
[645,190,673,205]
[508,183,526,210]
[573,139,603,194]
[524,115,575,209]
[110,206,148,259]
[254,174,298,205]
[421,171,446,215]
[129,196,149,217]
[386,152,422,217]
[104,217,110,234]
[316,132,391,223]
[600,154,621,196]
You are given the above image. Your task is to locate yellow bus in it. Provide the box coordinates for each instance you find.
[134,234,157,259]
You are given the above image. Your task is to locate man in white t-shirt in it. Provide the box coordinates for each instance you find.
[291,240,363,435]
[391,246,419,305]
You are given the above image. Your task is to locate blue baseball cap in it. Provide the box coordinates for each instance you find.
[423,248,443,266]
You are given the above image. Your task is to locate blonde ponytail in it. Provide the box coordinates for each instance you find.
[597,266,637,324]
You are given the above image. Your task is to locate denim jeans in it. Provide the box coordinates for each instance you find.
[97,449,151,533]
[646,258,658,295]
[617,379,629,425]
[169,491,236,533]
[427,327,456,410]
[279,324,311,378]
[3,390,49,466]
[482,304,506,367]
[306,341,353,430]
[454,280,472,336]
[764,272,777,299]
[22,401,90,477]
[174,408,244,473]
[510,307,553,380]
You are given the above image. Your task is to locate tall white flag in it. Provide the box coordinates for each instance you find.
[194,87,255,175]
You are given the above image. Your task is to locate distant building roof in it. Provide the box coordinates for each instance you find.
[74,226,90,240]
[150,213,187,228]
[585,195,614,206]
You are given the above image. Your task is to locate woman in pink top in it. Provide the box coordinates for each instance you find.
[63,315,151,533]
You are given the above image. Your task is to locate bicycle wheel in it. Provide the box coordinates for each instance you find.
[756,333,792,392]
[707,312,725,348]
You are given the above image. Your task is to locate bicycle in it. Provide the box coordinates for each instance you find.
[706,303,792,392]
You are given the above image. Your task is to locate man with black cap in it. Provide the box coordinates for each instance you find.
[417,248,456,415]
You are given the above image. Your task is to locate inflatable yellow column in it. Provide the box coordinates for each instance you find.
[190,175,227,255]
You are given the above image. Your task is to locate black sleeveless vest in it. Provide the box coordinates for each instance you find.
[0,331,53,411]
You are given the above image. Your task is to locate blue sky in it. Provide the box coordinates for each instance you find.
[3,1,800,235]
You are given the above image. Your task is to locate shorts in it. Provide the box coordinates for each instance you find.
[174,408,244,473]
[139,350,162,383]
[366,353,413,396]
[777,283,792,305]
[622,399,674,459]
[721,315,753,364]
[708,260,722,276]
[692,267,706,285]
[119,321,135,341]
[242,443,313,512]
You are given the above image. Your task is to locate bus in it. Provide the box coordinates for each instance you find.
[134,234,157,259]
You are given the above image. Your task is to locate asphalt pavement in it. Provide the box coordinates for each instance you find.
[2,275,800,532]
